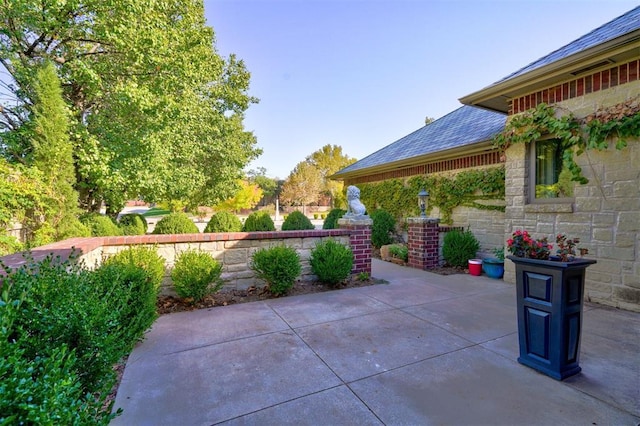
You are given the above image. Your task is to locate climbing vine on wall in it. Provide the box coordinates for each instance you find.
[358,166,505,224]
[493,100,640,184]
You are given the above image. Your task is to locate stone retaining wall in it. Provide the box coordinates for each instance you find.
[0,229,360,296]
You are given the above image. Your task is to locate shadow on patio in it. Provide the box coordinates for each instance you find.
[112,258,639,425]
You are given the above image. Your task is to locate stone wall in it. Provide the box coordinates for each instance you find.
[0,229,358,296]
[504,80,640,312]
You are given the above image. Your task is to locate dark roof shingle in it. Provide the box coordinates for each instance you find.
[496,6,640,83]
[334,106,506,176]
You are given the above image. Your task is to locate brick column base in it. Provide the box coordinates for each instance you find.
[407,217,441,270]
[338,216,373,276]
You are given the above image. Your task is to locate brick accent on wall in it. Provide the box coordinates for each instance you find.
[0,228,365,294]
[338,217,373,275]
[509,59,640,115]
[345,152,503,185]
[407,217,441,270]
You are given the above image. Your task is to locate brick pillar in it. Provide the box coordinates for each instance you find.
[338,216,373,276]
[407,217,441,270]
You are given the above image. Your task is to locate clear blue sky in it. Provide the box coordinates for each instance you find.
[204,0,639,179]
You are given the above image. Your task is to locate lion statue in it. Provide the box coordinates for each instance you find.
[345,185,367,216]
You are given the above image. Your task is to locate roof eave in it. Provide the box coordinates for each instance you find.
[331,140,496,181]
[459,31,640,113]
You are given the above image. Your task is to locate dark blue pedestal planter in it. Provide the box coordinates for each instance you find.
[508,256,596,380]
[482,258,504,279]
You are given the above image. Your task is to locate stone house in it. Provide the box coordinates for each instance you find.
[335,6,640,311]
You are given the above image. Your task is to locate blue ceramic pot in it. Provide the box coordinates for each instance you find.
[482,258,504,279]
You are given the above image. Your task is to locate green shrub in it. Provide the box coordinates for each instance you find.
[370,209,395,248]
[322,208,346,229]
[250,245,300,295]
[0,253,157,422]
[310,239,353,286]
[171,250,223,302]
[204,211,243,233]
[389,243,409,262]
[80,213,123,236]
[242,211,275,232]
[281,210,315,231]
[0,233,23,256]
[57,218,92,240]
[152,212,199,234]
[442,230,480,267]
[103,246,166,290]
[118,213,148,235]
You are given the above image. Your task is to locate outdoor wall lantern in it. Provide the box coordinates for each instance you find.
[418,188,429,217]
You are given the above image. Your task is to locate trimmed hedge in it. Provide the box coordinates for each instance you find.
[281,211,314,231]
[242,211,275,232]
[152,212,199,234]
[204,211,243,233]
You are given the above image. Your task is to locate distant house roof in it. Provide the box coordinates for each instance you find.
[460,6,640,112]
[333,106,506,178]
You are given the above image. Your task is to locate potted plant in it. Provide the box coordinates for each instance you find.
[482,247,505,279]
[506,230,596,380]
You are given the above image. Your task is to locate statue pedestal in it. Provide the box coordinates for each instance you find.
[338,216,373,276]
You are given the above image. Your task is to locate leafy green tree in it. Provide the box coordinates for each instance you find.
[0,0,260,215]
[307,145,356,208]
[280,162,323,213]
[215,180,263,213]
[247,167,278,206]
[31,61,84,242]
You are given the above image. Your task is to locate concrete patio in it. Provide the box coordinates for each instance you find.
[112,259,639,425]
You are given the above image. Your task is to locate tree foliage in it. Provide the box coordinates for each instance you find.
[306,144,356,208]
[0,0,260,215]
[215,180,262,213]
[280,161,323,208]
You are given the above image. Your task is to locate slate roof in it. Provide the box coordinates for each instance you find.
[334,106,506,176]
[496,6,640,84]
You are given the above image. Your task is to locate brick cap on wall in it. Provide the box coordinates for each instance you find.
[0,229,353,273]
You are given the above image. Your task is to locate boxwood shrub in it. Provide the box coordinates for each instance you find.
[242,211,275,232]
[281,211,314,231]
[322,208,346,230]
[171,250,223,302]
[204,211,243,233]
[152,212,199,234]
[250,245,300,295]
[310,239,353,286]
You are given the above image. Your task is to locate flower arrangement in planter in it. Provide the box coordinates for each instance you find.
[507,230,588,261]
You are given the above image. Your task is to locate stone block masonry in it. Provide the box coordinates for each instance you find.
[0,228,366,296]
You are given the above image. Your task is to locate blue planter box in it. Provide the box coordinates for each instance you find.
[482,258,504,279]
[508,256,596,380]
